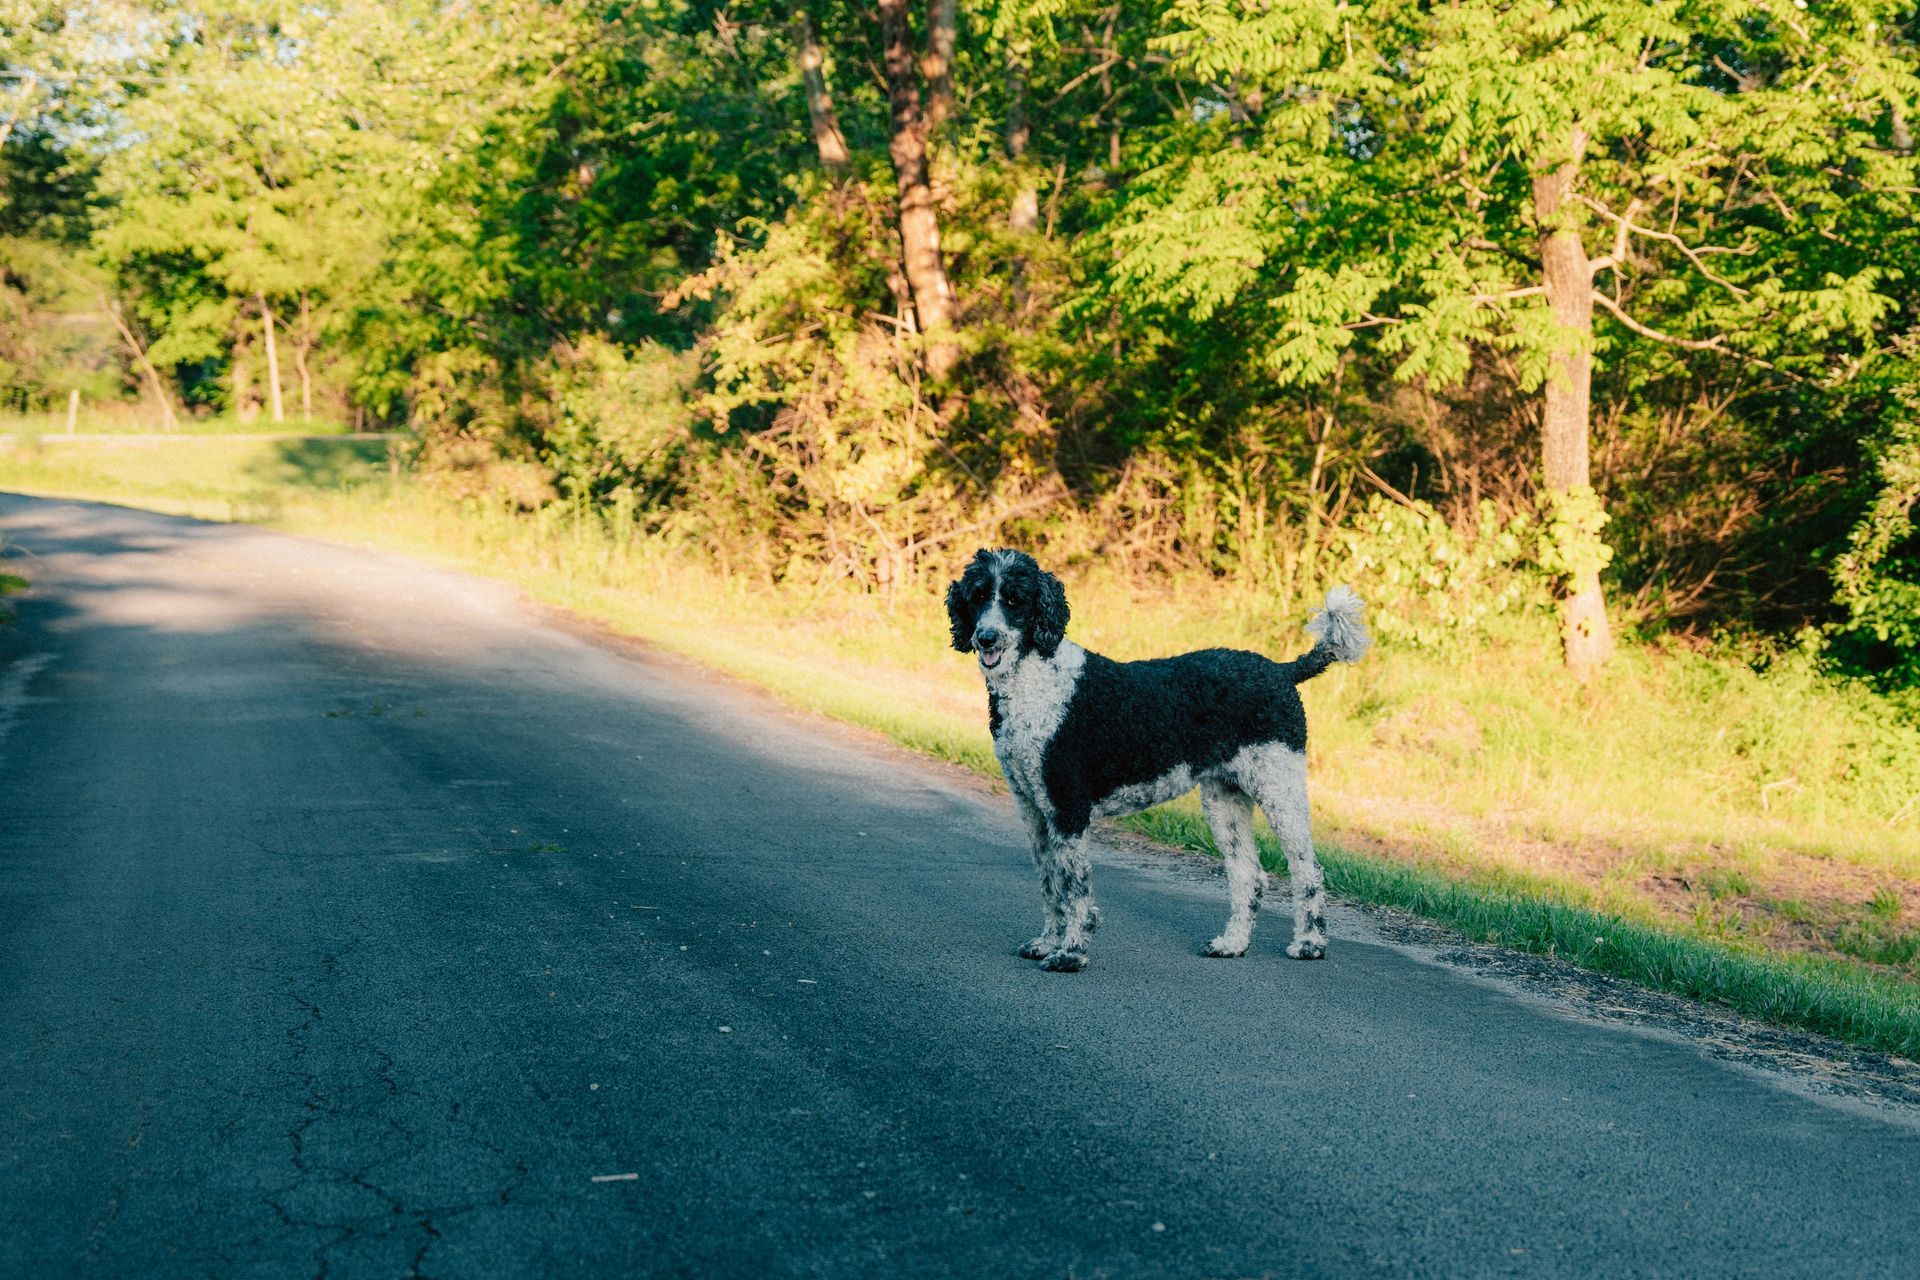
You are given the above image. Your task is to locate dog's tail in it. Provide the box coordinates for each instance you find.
[1290,586,1371,682]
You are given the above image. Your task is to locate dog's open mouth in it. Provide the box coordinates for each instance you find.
[978,648,1005,670]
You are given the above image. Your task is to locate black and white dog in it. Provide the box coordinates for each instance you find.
[946,549,1370,972]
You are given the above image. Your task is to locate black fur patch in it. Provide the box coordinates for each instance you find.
[997,555,1069,658]
[1041,649,1310,837]
[945,552,996,652]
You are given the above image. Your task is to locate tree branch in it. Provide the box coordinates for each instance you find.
[1356,461,1420,511]
[1712,55,1761,92]
[1589,289,1730,352]
[1589,291,1802,383]
[1578,194,1752,296]
[0,71,39,151]
[1464,236,1537,269]
[1469,285,1546,305]
[1586,198,1636,274]
[1048,56,1124,105]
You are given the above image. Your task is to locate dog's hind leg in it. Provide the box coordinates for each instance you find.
[1200,779,1265,958]
[1243,746,1329,960]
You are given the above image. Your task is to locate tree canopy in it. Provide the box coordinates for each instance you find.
[3,0,1918,688]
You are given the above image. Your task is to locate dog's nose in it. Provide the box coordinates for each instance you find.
[974,625,1002,650]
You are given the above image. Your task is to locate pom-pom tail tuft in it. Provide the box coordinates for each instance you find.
[1305,585,1371,664]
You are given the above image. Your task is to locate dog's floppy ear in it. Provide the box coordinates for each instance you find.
[945,551,988,652]
[945,578,974,652]
[1029,564,1070,657]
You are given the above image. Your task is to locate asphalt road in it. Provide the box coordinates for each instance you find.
[3,492,1917,1280]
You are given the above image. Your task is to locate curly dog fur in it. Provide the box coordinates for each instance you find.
[946,549,1370,972]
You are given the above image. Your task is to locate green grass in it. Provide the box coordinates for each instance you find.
[0,431,397,519]
[0,526,21,620]
[0,563,21,623]
[4,441,1919,1057]
[0,408,362,436]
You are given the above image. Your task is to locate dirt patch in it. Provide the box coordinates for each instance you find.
[1322,787,1920,979]
[1636,870,1920,980]
[1322,792,1638,886]
[1369,694,1485,763]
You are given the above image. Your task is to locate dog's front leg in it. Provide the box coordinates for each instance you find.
[1015,797,1063,960]
[1040,835,1096,973]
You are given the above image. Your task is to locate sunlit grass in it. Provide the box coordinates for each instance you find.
[0,431,395,516]
[5,446,1919,1054]
[0,408,364,437]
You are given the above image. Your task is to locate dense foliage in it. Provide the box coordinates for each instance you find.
[3,0,1918,689]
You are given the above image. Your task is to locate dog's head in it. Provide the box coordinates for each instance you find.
[945,548,1070,675]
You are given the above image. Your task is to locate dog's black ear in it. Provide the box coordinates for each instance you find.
[946,554,987,652]
[1029,565,1070,657]
[945,578,974,652]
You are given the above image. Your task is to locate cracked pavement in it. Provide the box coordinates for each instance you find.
[3,492,1919,1279]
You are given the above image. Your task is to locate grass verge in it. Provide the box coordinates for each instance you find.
[0,526,21,622]
[2,450,1917,1058]
[1125,805,1920,1059]
[0,409,362,436]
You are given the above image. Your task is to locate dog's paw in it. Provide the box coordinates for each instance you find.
[1201,936,1248,958]
[1040,949,1089,973]
[1286,939,1327,960]
[1019,937,1057,960]
[1085,906,1102,934]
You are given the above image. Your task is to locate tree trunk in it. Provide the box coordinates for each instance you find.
[1006,41,1038,232]
[1099,12,1120,173]
[1532,129,1614,678]
[791,10,851,170]
[294,294,314,420]
[105,299,178,431]
[877,0,958,378]
[231,338,259,423]
[922,0,956,129]
[1005,40,1038,317]
[259,293,285,424]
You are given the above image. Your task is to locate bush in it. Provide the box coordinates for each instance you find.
[1333,495,1551,654]
[546,337,697,506]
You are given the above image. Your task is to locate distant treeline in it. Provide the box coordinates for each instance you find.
[2,0,1917,689]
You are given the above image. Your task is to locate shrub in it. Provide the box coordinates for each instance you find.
[1333,495,1551,654]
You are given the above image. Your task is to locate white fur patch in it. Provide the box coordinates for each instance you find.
[990,639,1085,824]
[1306,585,1371,664]
[1220,742,1310,843]
[1219,742,1328,956]
[1093,763,1198,819]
